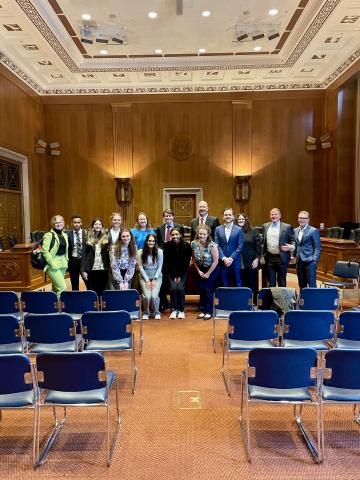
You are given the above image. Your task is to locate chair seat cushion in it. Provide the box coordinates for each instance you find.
[30,341,77,353]
[0,342,23,354]
[214,309,232,319]
[282,339,328,350]
[322,386,360,402]
[323,281,355,288]
[229,339,275,350]
[248,385,312,401]
[335,339,360,349]
[0,390,35,407]
[85,338,132,351]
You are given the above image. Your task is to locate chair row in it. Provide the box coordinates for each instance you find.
[240,347,360,463]
[0,310,137,394]
[221,309,360,395]
[0,351,121,467]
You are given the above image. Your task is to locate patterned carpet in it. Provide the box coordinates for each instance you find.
[1,303,360,480]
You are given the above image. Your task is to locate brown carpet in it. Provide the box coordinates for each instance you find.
[1,305,360,479]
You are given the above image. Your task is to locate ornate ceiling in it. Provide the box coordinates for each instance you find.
[0,0,359,95]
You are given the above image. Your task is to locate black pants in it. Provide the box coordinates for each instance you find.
[68,257,82,290]
[266,253,288,287]
[87,270,108,298]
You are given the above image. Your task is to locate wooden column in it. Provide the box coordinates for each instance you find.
[111,103,134,225]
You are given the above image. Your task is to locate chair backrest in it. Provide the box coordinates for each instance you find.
[299,287,339,310]
[81,310,131,341]
[24,313,76,344]
[60,290,98,314]
[326,227,344,239]
[257,288,273,310]
[0,291,20,314]
[333,261,360,280]
[36,351,106,392]
[283,310,335,341]
[101,289,141,318]
[21,291,59,314]
[248,348,317,389]
[324,350,360,389]
[30,230,45,243]
[349,228,360,245]
[229,310,279,342]
[0,354,33,395]
[337,311,360,341]
[0,314,22,345]
[214,287,253,315]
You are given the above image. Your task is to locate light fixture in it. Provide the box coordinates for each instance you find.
[115,177,133,205]
[253,46,262,52]
[198,48,206,53]
[237,32,249,41]
[155,49,163,54]
[268,31,280,40]
[234,175,252,202]
[82,13,92,21]
[100,49,108,55]
[112,36,124,44]
[252,32,265,40]
[202,10,211,17]
[148,11,158,19]
[268,9,279,16]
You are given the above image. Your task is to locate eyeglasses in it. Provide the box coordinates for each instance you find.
[298,217,309,220]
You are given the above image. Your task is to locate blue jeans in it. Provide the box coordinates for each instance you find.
[219,263,242,287]
[198,266,219,314]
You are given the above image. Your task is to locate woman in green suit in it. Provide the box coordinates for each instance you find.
[42,214,69,295]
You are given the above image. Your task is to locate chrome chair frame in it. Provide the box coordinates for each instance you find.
[322,261,360,307]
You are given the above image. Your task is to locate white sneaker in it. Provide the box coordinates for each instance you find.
[177,311,185,319]
[142,314,149,320]
[169,310,177,319]
[154,313,161,320]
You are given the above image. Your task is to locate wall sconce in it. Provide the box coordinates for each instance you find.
[234,175,252,202]
[305,133,332,151]
[115,177,133,205]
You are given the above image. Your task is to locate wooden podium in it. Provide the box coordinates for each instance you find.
[317,238,360,281]
[0,243,48,291]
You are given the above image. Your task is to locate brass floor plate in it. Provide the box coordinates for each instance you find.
[178,390,202,410]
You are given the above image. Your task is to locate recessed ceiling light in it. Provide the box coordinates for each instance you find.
[202,10,211,17]
[148,11,158,19]
[155,49,163,54]
[82,13,91,21]
[198,48,206,53]
[100,49,108,55]
[253,46,262,52]
[268,9,278,16]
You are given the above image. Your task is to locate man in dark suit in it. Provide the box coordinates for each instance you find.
[293,210,321,289]
[67,215,87,290]
[262,208,295,287]
[190,200,220,241]
[214,207,244,287]
[156,209,184,310]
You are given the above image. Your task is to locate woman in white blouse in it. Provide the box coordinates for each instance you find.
[109,229,137,290]
[137,234,163,320]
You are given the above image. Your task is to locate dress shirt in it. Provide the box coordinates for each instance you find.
[266,222,280,254]
[297,227,306,243]
[72,229,83,258]
[224,222,233,242]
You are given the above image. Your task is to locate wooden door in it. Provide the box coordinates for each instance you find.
[170,194,196,227]
[0,157,23,245]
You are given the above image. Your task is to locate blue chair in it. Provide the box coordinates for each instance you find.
[240,348,321,463]
[212,287,253,352]
[21,291,59,315]
[256,288,273,310]
[35,352,121,467]
[0,291,21,320]
[101,290,143,353]
[60,290,98,321]
[334,311,360,349]
[81,310,137,393]
[0,354,38,466]
[322,350,360,458]
[283,310,335,350]
[322,261,360,306]
[299,288,339,313]
[24,313,78,353]
[221,310,280,395]
[0,314,24,353]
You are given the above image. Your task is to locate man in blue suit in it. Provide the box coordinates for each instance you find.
[293,210,321,289]
[214,207,244,287]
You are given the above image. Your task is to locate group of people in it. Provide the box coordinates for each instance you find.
[41,202,321,320]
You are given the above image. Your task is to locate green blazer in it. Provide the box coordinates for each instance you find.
[42,229,69,271]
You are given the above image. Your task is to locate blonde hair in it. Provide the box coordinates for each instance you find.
[50,215,64,228]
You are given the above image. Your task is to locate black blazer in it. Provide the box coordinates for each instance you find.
[190,215,220,241]
[241,228,262,269]
[163,239,192,278]
[67,229,87,262]
[156,223,185,249]
[81,242,110,272]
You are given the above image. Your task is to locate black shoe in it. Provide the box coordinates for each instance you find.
[159,303,170,312]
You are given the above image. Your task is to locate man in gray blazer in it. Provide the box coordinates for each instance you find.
[262,208,295,287]
[190,201,220,241]
[293,210,321,289]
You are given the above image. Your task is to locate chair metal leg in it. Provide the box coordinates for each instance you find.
[106,376,121,466]
[138,318,144,355]
[212,317,216,352]
[37,407,66,466]
[353,404,360,425]
[33,404,40,468]
[294,404,322,463]
[239,373,251,462]
[131,335,137,394]
[221,334,231,396]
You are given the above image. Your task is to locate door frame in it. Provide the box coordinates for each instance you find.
[0,147,30,242]
[163,187,203,211]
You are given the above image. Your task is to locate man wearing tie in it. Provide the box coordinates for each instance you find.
[293,210,321,289]
[214,207,244,286]
[67,215,87,290]
[190,201,220,241]
[156,209,184,310]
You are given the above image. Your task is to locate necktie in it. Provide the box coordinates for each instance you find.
[200,217,204,225]
[75,231,82,257]
[165,225,171,242]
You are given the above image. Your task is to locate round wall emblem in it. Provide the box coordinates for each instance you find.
[0,261,20,280]
[169,134,194,161]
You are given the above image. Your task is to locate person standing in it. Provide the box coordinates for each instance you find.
[262,208,295,287]
[293,210,321,289]
[190,200,220,241]
[131,212,156,249]
[42,214,69,295]
[214,208,244,287]
[67,214,87,290]
[237,213,262,296]
[109,229,137,290]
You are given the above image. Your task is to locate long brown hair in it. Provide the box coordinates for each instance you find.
[114,228,137,258]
